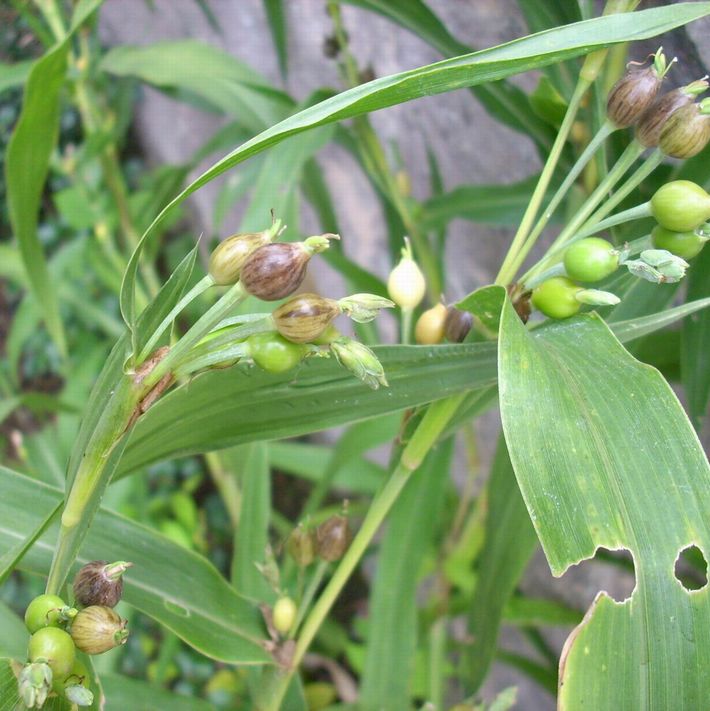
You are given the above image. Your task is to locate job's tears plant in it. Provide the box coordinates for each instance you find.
[3,1,710,709]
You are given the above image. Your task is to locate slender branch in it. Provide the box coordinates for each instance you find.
[495,78,592,286]
[260,394,466,710]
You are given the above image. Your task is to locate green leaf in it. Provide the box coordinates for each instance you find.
[102,672,216,711]
[682,248,710,431]
[465,435,538,692]
[498,300,710,707]
[231,443,274,602]
[118,343,498,475]
[120,4,710,337]
[263,0,288,77]
[420,176,551,230]
[0,59,33,95]
[0,466,270,664]
[0,603,29,660]
[5,42,69,356]
[267,441,385,494]
[0,501,61,587]
[359,438,453,709]
[502,596,583,628]
[99,40,293,132]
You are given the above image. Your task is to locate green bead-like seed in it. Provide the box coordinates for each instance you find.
[25,594,67,634]
[651,181,710,232]
[651,225,706,260]
[28,627,76,678]
[247,332,307,373]
[563,237,619,283]
[531,277,581,320]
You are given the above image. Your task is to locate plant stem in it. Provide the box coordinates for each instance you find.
[401,308,413,345]
[142,282,247,389]
[138,275,215,362]
[582,148,662,227]
[524,263,567,290]
[494,79,592,286]
[546,140,645,254]
[511,121,616,277]
[292,560,329,637]
[260,394,466,710]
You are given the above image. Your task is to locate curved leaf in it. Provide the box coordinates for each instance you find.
[498,300,710,708]
[120,3,710,338]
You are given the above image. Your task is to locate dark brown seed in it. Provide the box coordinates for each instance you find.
[444,306,473,343]
[240,243,311,301]
[636,89,696,147]
[607,66,662,128]
[316,515,351,562]
[659,103,710,159]
[273,293,340,344]
[73,561,132,609]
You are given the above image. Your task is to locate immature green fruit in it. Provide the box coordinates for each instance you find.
[272,596,298,636]
[415,303,447,344]
[316,514,351,562]
[651,225,707,260]
[247,332,307,374]
[25,594,75,633]
[659,102,710,159]
[273,293,340,344]
[650,181,710,232]
[70,606,129,655]
[563,237,619,282]
[240,234,337,301]
[208,231,272,285]
[28,627,76,678]
[606,64,663,128]
[444,306,473,343]
[73,560,132,608]
[531,277,581,320]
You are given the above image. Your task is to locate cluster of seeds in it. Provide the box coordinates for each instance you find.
[531,52,710,321]
[19,561,131,708]
[205,225,393,386]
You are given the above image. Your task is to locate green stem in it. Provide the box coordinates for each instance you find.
[291,560,329,637]
[546,140,645,254]
[142,282,247,390]
[401,308,413,345]
[260,394,466,710]
[138,275,215,362]
[582,148,663,227]
[524,263,567,290]
[511,121,616,277]
[495,78,591,286]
